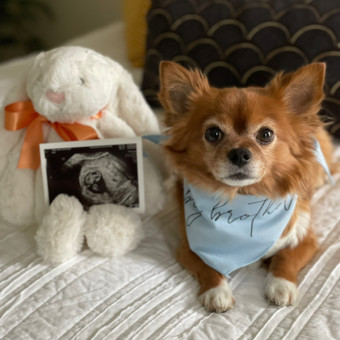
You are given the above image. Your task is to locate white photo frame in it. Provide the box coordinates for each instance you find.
[40,137,145,213]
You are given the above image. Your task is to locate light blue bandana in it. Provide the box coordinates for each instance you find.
[314,139,335,185]
[184,139,333,277]
[184,183,298,277]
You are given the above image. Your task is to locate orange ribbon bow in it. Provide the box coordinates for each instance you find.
[4,100,100,169]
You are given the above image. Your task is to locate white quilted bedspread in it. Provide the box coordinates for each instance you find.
[0,22,339,340]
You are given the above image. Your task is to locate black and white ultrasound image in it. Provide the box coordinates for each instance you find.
[44,143,139,210]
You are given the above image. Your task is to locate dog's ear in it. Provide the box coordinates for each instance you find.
[269,63,326,115]
[158,61,209,126]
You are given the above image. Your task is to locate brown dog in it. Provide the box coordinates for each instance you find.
[159,61,336,312]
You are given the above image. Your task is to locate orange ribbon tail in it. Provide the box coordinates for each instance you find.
[5,100,100,169]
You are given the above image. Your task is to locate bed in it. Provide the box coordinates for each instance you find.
[0,21,339,340]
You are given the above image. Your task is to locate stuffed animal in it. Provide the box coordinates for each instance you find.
[0,46,165,263]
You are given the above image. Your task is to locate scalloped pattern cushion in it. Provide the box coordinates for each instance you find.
[141,0,340,138]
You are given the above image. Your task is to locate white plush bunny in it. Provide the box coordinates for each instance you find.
[0,46,165,263]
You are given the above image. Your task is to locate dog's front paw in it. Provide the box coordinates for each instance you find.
[199,280,235,313]
[265,273,298,306]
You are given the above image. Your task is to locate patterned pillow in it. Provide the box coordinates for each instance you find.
[141,0,340,138]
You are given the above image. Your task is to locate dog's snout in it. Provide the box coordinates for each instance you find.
[227,148,252,167]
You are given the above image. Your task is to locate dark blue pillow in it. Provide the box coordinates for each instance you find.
[141,0,340,138]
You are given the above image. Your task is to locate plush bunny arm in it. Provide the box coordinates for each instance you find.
[96,110,138,138]
[117,70,160,136]
[0,82,35,224]
[0,82,29,161]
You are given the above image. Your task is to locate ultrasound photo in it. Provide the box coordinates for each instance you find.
[40,138,144,212]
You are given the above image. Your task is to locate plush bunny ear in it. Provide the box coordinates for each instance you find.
[158,61,209,126]
[116,66,160,135]
[269,63,326,116]
[102,57,160,136]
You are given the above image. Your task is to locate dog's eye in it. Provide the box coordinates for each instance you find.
[80,77,85,85]
[205,126,224,143]
[256,127,274,144]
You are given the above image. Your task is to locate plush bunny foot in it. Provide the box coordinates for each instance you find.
[35,194,86,264]
[84,204,143,257]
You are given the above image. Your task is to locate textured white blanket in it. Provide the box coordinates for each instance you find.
[0,22,339,340]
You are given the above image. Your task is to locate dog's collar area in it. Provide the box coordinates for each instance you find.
[142,134,168,144]
[313,138,334,185]
[184,181,298,277]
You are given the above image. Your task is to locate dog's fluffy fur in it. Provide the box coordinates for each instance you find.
[159,61,336,312]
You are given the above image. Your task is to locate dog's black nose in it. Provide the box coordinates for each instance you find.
[227,148,252,167]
